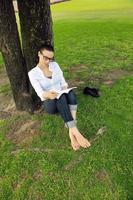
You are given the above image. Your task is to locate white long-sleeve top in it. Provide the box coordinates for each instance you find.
[28,61,68,101]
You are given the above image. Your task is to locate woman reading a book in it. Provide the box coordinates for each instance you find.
[28,44,91,151]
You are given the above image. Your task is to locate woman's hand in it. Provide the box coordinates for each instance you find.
[43,91,58,100]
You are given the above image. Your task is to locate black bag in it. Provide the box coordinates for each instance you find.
[83,87,100,98]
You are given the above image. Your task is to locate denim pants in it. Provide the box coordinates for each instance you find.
[42,90,77,128]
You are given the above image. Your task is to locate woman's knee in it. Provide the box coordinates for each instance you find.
[58,94,68,103]
[66,90,77,104]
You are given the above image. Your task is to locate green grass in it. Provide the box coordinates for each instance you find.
[0,53,3,67]
[0,84,10,94]
[51,0,133,20]
[0,77,133,199]
[52,0,133,12]
[53,20,133,75]
[0,0,133,199]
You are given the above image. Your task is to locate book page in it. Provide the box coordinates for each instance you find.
[56,87,77,99]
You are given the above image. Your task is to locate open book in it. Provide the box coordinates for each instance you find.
[55,87,77,99]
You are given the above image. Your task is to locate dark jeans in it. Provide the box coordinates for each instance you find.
[42,90,77,128]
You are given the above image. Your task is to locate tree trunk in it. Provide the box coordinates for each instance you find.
[0,0,32,111]
[0,0,53,112]
[17,0,54,108]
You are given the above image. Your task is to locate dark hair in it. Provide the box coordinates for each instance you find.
[38,44,54,53]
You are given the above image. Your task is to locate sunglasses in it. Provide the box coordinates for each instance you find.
[40,53,54,62]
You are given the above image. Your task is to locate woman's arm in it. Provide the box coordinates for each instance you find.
[28,72,57,100]
[54,62,69,89]
[28,74,45,101]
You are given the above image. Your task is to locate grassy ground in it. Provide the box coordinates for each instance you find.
[0,0,133,199]
[51,0,133,20]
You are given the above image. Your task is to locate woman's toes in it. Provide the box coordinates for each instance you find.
[74,144,80,150]
[88,141,91,147]
[76,144,80,150]
[69,132,81,151]
[71,143,78,151]
[81,140,91,148]
[86,140,91,146]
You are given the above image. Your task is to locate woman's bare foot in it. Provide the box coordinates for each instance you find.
[69,130,80,151]
[71,127,91,148]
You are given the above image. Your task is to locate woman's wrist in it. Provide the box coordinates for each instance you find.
[43,91,49,99]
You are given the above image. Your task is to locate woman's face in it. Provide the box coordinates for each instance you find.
[38,49,54,65]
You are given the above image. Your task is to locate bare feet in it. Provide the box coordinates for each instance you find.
[69,130,80,151]
[71,127,91,148]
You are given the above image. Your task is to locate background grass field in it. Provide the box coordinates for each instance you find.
[0,0,133,199]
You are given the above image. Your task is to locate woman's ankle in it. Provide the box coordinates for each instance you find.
[69,126,77,131]
[69,127,79,136]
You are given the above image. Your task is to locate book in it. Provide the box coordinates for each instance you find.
[54,87,77,99]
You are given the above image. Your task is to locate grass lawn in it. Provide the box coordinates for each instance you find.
[0,0,133,199]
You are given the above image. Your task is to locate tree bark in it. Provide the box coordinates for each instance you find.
[0,0,54,112]
[17,0,53,69]
[0,0,32,111]
[17,0,54,108]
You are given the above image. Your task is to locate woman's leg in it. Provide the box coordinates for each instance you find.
[65,90,77,124]
[43,96,76,127]
[65,90,91,149]
[43,91,77,123]
[56,94,76,128]
[43,96,80,150]
[57,93,91,150]
[43,95,91,150]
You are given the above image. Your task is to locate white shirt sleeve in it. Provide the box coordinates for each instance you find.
[28,72,46,101]
[55,62,68,88]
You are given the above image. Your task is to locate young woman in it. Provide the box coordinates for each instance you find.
[28,44,91,151]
